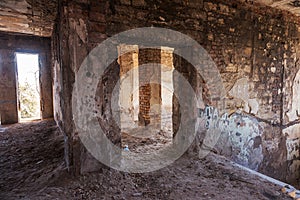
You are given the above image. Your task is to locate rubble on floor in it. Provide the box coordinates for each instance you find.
[0,120,295,199]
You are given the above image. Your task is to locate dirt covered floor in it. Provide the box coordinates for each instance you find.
[0,120,293,199]
[0,120,65,199]
[121,125,172,154]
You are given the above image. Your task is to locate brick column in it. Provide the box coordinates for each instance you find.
[118,44,139,130]
[161,47,174,134]
[138,48,161,127]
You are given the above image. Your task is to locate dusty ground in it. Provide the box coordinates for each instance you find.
[0,120,294,199]
[121,111,173,153]
[0,120,65,199]
[121,124,172,153]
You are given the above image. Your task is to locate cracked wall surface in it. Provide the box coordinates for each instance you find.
[199,107,264,171]
[284,69,300,185]
[52,0,300,186]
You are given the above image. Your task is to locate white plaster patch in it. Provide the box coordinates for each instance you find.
[229,78,249,101]
[286,138,300,160]
[69,18,87,43]
[53,60,63,122]
[201,106,263,170]
[287,69,300,122]
[229,78,260,115]
[271,67,276,73]
[227,113,263,170]
[248,98,259,115]
[284,124,300,140]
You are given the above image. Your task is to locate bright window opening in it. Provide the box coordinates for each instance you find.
[16,53,41,121]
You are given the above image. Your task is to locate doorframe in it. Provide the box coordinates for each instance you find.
[15,51,41,122]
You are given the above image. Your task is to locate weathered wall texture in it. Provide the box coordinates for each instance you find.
[0,48,18,124]
[138,49,162,126]
[0,0,58,36]
[53,0,300,185]
[118,45,139,130]
[0,32,53,124]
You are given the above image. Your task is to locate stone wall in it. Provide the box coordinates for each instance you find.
[53,0,300,185]
[0,31,53,124]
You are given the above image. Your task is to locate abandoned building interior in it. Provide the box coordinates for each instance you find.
[0,0,300,199]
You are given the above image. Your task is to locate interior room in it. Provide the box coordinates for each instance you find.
[0,0,299,199]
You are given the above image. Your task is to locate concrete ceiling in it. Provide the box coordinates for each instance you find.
[0,0,299,37]
[0,0,57,37]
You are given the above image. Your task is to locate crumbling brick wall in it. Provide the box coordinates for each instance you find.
[0,32,53,124]
[53,0,300,185]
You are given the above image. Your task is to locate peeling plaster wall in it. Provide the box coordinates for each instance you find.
[283,69,300,185]
[0,31,53,124]
[199,107,264,171]
[228,78,260,115]
[53,0,300,185]
[286,70,300,122]
[52,0,109,174]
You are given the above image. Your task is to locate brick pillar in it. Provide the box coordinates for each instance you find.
[172,48,197,150]
[161,47,174,134]
[0,50,18,124]
[138,48,161,127]
[118,44,139,130]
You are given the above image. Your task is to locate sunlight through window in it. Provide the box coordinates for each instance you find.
[16,53,41,121]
